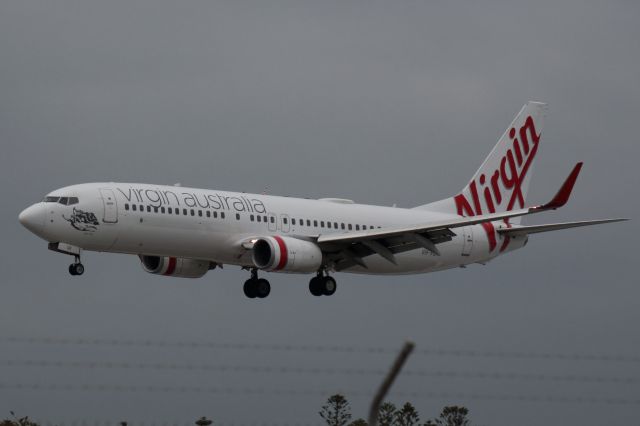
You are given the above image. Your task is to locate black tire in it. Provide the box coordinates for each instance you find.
[255,278,271,298]
[68,264,77,276]
[243,279,257,298]
[322,276,337,296]
[309,276,323,296]
[73,263,85,276]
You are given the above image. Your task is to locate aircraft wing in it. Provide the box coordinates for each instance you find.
[316,163,585,270]
[496,218,627,237]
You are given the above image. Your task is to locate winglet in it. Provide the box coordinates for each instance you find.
[536,162,583,210]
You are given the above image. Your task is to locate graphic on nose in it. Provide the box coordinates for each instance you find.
[19,204,45,235]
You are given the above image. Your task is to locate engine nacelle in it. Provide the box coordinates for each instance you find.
[252,236,323,273]
[140,255,212,278]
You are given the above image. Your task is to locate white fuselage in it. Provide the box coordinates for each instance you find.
[21,182,522,275]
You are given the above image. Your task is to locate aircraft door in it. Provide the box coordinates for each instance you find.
[281,214,290,233]
[267,213,277,232]
[461,226,473,256]
[99,188,118,223]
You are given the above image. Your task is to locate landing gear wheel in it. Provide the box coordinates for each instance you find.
[74,263,85,276]
[309,276,323,296]
[322,276,337,296]
[69,263,84,276]
[243,278,258,298]
[255,278,271,298]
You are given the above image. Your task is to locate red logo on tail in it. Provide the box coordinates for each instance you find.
[454,116,540,251]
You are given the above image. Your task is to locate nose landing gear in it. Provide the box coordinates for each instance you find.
[48,243,85,276]
[69,256,84,276]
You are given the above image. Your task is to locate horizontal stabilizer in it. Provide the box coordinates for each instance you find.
[497,218,628,237]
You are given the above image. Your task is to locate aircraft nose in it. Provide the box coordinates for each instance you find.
[19,204,45,235]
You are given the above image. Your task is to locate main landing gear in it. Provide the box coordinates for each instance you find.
[243,269,271,299]
[242,269,337,298]
[309,272,337,297]
[68,256,85,276]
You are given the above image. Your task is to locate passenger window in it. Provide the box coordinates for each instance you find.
[270,216,274,223]
[132,205,137,211]
[283,217,288,225]
[206,211,211,218]
[307,220,311,226]
[299,219,304,225]
[139,205,143,211]
[263,216,267,222]
[314,220,318,227]
[183,209,188,215]
[213,211,218,218]
[356,225,360,230]
[236,213,240,220]
[257,215,261,222]
[221,212,225,219]
[161,207,165,214]
[125,204,130,211]
[250,214,254,221]
[334,222,338,229]
[147,206,151,212]
[190,209,195,216]
[341,223,345,230]
[348,224,352,230]
[198,210,203,217]
[154,207,159,213]
[168,207,172,214]
[292,218,296,225]
[175,208,179,215]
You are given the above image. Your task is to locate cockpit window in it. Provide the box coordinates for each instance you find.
[43,196,79,205]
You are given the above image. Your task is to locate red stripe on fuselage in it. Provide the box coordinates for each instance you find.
[273,236,288,270]
[164,257,177,275]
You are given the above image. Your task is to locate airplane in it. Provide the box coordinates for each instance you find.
[18,102,626,299]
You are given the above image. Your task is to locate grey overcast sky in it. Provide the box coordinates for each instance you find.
[1,1,638,425]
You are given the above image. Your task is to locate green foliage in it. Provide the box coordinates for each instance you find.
[348,419,368,426]
[394,403,420,426]
[433,406,470,426]
[319,394,352,426]
[2,412,39,426]
[377,402,397,426]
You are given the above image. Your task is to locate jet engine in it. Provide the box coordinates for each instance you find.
[252,236,323,273]
[139,255,213,278]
